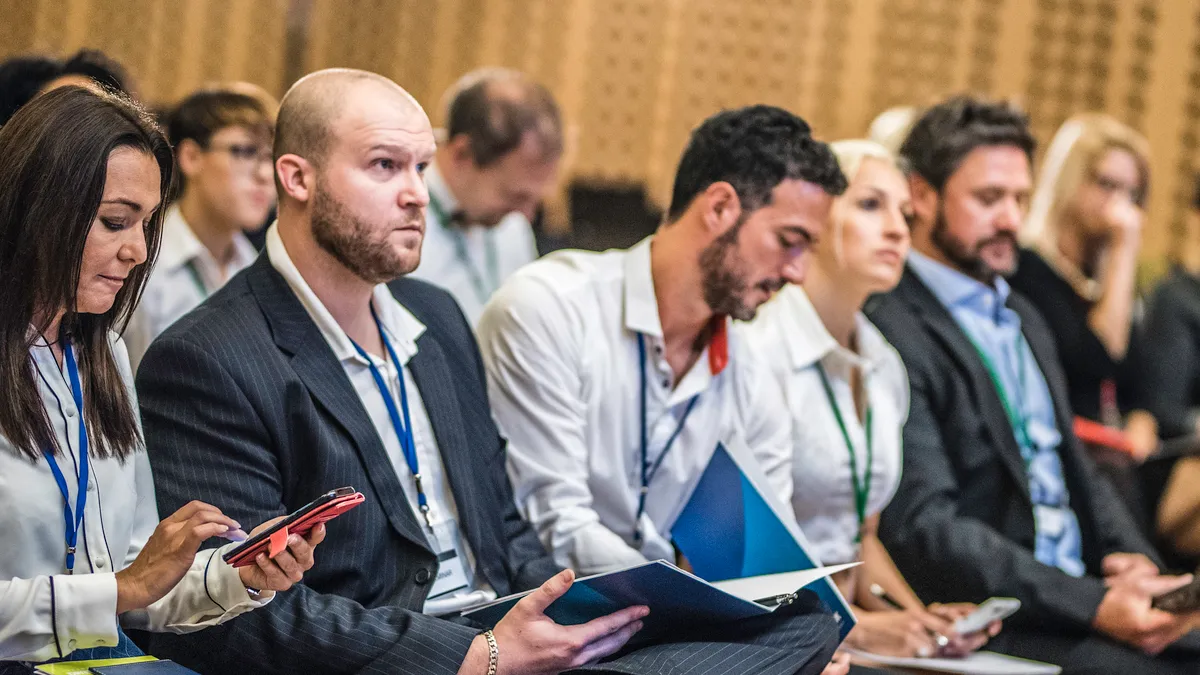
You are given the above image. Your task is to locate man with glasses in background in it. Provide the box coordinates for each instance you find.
[125,84,277,368]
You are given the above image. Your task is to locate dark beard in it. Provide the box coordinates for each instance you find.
[697,220,783,321]
[311,184,423,284]
[930,205,1018,283]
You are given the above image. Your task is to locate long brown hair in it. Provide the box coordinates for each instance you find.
[0,86,173,461]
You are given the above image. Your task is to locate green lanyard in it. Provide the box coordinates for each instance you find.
[816,362,873,542]
[964,332,1035,462]
[184,260,209,299]
[428,193,499,305]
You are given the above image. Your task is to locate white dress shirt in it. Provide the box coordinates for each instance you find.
[476,236,794,575]
[744,284,909,566]
[125,205,258,371]
[265,225,495,614]
[409,163,539,326]
[0,333,267,663]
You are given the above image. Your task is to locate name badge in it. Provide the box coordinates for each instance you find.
[428,519,471,599]
[1034,504,1067,538]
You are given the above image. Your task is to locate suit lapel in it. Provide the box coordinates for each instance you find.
[898,270,1033,501]
[247,258,432,554]
[404,330,495,582]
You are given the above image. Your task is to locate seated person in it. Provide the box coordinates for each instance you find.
[0,86,315,671]
[476,105,846,577]
[1011,113,1156,456]
[409,68,559,326]
[746,140,999,661]
[868,95,1200,674]
[137,69,842,675]
[125,85,276,368]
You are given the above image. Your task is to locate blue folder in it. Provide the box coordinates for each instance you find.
[670,442,857,639]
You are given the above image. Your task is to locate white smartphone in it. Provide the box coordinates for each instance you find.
[953,597,1021,634]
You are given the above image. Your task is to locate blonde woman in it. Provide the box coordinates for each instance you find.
[746,141,998,661]
[1011,113,1156,455]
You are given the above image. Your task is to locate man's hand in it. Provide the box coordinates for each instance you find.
[1093,575,1200,654]
[458,569,648,675]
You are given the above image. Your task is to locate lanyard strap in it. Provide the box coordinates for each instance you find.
[815,362,873,542]
[964,331,1035,460]
[42,339,89,573]
[634,333,699,543]
[184,260,209,299]
[429,193,499,305]
[349,306,431,530]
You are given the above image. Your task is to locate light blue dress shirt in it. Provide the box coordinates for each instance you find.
[908,251,1085,577]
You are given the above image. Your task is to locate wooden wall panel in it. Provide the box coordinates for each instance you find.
[3,0,1200,271]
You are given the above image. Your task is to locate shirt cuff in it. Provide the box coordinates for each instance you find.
[204,545,274,614]
[51,572,121,657]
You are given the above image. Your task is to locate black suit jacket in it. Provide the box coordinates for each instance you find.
[135,257,559,674]
[867,268,1160,633]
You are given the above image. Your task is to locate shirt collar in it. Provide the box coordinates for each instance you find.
[907,249,1012,323]
[622,235,729,377]
[157,204,260,273]
[265,222,426,365]
[767,284,889,373]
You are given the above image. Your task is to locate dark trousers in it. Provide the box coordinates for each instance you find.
[992,628,1200,675]
[570,590,839,675]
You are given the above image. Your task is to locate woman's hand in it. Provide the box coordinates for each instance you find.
[846,609,940,657]
[116,501,247,613]
[236,518,326,595]
[927,603,999,656]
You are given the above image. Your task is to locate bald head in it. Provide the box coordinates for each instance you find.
[274,68,424,169]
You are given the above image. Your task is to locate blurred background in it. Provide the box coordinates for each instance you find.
[1,0,1197,281]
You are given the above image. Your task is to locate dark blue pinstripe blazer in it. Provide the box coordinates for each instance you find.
[135,257,559,674]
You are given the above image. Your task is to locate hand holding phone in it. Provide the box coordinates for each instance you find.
[953,597,1021,635]
[223,487,364,567]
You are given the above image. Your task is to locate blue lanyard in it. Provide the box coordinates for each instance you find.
[42,339,89,573]
[428,193,499,305]
[634,333,699,544]
[348,306,431,530]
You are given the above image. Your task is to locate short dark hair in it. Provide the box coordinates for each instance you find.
[899,95,1035,191]
[62,49,130,96]
[445,70,562,167]
[0,86,173,461]
[0,55,63,126]
[168,87,276,194]
[667,105,847,221]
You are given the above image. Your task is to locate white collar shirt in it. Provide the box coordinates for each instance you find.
[744,284,909,566]
[124,205,258,371]
[409,162,539,327]
[0,332,267,663]
[265,224,494,613]
[476,236,794,575]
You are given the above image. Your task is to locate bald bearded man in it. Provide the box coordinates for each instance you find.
[135,69,838,675]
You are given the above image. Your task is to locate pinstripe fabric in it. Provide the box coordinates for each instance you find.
[136,258,839,675]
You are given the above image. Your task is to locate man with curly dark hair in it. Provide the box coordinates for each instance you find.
[477,103,844,571]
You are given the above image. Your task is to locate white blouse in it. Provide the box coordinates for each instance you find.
[0,333,268,663]
[744,285,909,566]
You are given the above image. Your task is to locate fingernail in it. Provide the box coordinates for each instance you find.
[289,534,302,546]
[232,521,242,530]
[633,621,644,632]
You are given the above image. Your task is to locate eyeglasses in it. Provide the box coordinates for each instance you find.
[206,143,273,168]
[1090,172,1143,204]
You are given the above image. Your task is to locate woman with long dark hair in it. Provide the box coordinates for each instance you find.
[0,86,321,669]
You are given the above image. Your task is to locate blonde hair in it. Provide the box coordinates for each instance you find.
[867,106,920,156]
[1023,113,1150,253]
[825,140,904,264]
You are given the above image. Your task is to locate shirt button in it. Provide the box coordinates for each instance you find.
[65,408,76,418]
[661,378,670,388]
[414,568,431,585]
[96,639,108,646]
[95,557,107,568]
[87,480,96,492]
[67,639,77,650]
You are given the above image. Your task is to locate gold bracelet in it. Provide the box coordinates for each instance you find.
[483,629,499,675]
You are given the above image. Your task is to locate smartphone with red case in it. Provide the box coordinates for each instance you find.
[223,487,364,567]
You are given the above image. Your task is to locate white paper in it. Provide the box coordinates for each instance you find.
[710,562,861,603]
[845,649,1061,675]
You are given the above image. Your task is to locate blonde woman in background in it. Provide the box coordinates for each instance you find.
[745,141,999,664]
[1010,113,1158,457]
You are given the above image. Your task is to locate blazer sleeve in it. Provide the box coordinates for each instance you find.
[876,315,1109,631]
[136,334,479,675]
